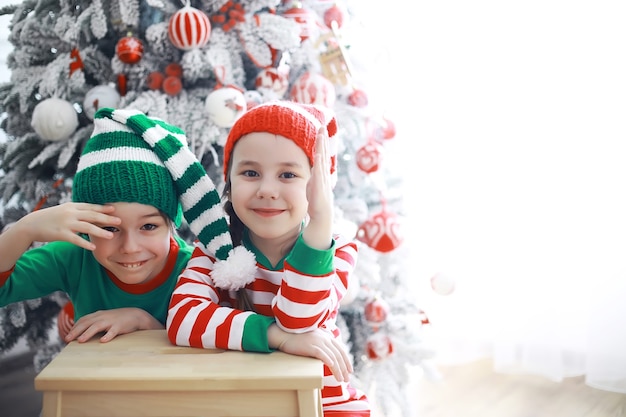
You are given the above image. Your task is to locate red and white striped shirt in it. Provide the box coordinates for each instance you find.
[167,233,370,416]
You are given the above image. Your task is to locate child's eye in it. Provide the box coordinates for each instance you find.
[101,226,118,233]
[141,224,158,231]
[280,172,297,179]
[242,170,259,177]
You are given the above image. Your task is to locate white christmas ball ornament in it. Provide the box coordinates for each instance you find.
[204,87,247,128]
[83,84,121,120]
[430,272,456,295]
[243,90,263,109]
[31,98,79,142]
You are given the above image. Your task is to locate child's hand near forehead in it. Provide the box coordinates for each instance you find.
[0,202,120,271]
[303,127,334,250]
[26,202,120,249]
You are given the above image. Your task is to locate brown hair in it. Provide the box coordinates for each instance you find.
[222,173,255,312]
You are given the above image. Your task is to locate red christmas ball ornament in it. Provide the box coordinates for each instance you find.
[366,333,394,360]
[146,71,165,90]
[348,88,368,108]
[162,76,183,96]
[356,207,403,253]
[283,4,317,41]
[356,141,383,173]
[164,62,183,78]
[364,297,390,326]
[323,4,345,29]
[168,5,212,51]
[116,35,144,64]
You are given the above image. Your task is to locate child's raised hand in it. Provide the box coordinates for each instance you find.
[21,202,120,250]
[0,202,121,272]
[303,127,334,250]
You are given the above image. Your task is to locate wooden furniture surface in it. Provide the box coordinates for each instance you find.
[34,329,323,417]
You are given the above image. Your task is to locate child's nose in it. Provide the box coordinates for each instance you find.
[120,232,141,253]
[256,178,279,199]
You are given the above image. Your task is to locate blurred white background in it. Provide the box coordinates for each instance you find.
[1,0,625,390]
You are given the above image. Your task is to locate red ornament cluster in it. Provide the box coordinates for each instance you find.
[210,0,245,32]
[146,63,184,96]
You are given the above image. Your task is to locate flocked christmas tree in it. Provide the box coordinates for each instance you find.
[0,1,438,416]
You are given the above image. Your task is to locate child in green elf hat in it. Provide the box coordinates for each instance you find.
[0,107,251,343]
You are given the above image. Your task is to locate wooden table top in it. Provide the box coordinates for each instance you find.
[35,330,323,392]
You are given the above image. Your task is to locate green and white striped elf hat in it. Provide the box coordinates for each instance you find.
[73,107,256,288]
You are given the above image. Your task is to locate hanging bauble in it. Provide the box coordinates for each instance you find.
[364,297,390,329]
[348,88,368,108]
[290,72,336,107]
[381,117,396,139]
[243,90,263,110]
[366,333,394,360]
[368,116,396,141]
[255,67,289,98]
[418,309,431,325]
[162,76,183,96]
[82,84,121,120]
[356,141,384,174]
[356,207,403,253]
[430,272,456,296]
[164,62,184,78]
[117,74,127,96]
[204,87,247,128]
[168,4,212,51]
[146,71,165,90]
[115,34,144,64]
[283,3,317,41]
[31,98,79,142]
[323,4,345,29]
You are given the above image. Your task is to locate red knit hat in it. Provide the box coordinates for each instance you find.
[223,100,338,185]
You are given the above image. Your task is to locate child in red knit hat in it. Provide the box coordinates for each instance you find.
[167,101,370,416]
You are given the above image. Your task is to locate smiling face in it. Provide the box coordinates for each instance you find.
[229,132,311,254]
[88,202,172,285]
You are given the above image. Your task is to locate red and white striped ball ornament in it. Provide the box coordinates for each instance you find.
[366,333,394,360]
[364,297,390,329]
[356,207,403,253]
[290,71,336,107]
[255,67,289,98]
[168,4,211,51]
